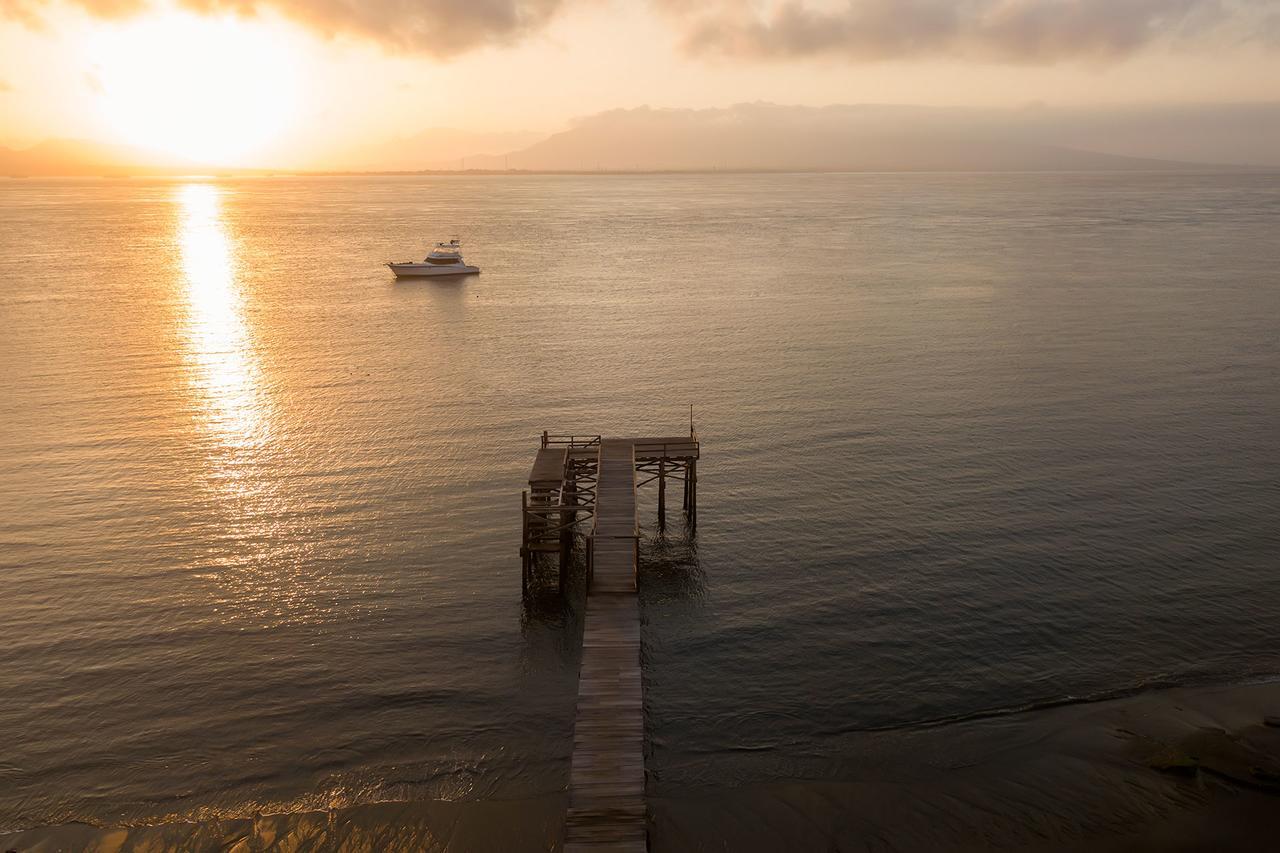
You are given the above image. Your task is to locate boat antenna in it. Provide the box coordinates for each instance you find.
[689,404,694,438]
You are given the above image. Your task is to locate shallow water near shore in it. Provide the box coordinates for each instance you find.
[2,173,1279,846]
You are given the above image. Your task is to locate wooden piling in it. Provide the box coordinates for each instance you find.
[560,472,576,590]
[682,459,689,514]
[689,459,697,529]
[521,490,530,594]
[657,457,666,531]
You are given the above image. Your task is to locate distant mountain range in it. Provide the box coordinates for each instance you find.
[336,127,546,171]
[462,102,1277,172]
[460,104,1201,172]
[5,102,1278,176]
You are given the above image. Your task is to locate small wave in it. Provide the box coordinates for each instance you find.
[825,671,1280,737]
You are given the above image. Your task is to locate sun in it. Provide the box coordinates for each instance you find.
[89,13,301,166]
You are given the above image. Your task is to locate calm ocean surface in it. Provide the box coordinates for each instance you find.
[1,173,1278,834]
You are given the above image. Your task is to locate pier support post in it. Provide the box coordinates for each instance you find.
[682,460,689,514]
[689,460,697,531]
[657,458,666,531]
[560,476,575,592]
[521,490,530,594]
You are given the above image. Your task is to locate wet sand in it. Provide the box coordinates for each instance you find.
[0,797,566,852]
[651,680,1280,851]
[5,681,1279,852]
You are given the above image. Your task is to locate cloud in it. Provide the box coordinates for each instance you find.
[4,0,1274,62]
[662,0,1275,64]
[1,0,145,23]
[1,0,568,57]
[187,0,567,56]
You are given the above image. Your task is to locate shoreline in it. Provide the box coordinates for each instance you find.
[652,678,1280,851]
[6,678,1279,851]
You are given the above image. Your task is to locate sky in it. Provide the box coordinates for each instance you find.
[1,0,1278,167]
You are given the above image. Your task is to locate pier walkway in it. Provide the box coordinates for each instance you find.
[566,439,644,851]
[519,429,699,852]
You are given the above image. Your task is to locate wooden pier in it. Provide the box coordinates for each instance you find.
[519,428,699,852]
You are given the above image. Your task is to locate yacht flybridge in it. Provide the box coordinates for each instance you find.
[387,240,480,278]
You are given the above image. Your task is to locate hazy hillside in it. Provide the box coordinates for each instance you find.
[0,139,200,177]
[1,129,546,176]
[336,128,546,171]
[465,103,1245,172]
[1009,102,1280,169]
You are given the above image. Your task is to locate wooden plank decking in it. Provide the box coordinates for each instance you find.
[565,439,646,852]
[530,447,569,488]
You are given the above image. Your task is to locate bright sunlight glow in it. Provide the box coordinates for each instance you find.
[177,182,266,449]
[89,14,301,166]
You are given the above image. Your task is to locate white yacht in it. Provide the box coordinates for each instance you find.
[387,240,480,278]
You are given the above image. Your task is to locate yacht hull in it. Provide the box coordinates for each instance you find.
[387,263,480,278]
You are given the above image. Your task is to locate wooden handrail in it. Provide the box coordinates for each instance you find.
[633,440,700,458]
[543,434,602,448]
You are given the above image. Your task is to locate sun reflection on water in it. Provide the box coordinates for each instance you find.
[176,182,319,626]
[173,184,363,628]
[177,182,267,449]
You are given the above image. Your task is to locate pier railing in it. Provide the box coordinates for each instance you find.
[542,432,602,449]
[633,440,700,459]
